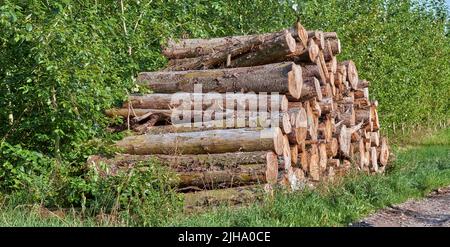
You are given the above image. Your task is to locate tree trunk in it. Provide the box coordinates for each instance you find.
[115,127,285,155]
[138,62,303,99]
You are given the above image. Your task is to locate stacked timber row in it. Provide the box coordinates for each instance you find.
[93,22,390,210]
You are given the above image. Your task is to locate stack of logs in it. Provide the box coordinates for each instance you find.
[92,22,390,210]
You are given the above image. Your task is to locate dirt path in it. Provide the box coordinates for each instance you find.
[353,186,450,227]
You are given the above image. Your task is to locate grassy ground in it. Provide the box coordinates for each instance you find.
[0,128,449,226]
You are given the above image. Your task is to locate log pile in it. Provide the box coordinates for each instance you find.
[92,22,390,210]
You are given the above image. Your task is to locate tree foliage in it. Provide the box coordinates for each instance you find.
[0,0,448,211]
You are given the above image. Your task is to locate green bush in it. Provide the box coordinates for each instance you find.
[0,0,448,214]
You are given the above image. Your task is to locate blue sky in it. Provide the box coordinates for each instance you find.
[447,0,450,12]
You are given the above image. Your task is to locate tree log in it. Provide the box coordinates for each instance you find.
[301,63,327,84]
[164,30,295,70]
[183,185,265,211]
[287,77,323,102]
[227,30,297,67]
[287,107,308,145]
[323,32,341,55]
[285,40,319,63]
[123,93,288,112]
[138,62,303,99]
[162,23,308,59]
[115,127,285,155]
[177,164,267,190]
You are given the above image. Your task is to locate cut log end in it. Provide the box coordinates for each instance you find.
[273,127,285,155]
[295,22,309,48]
[309,41,320,63]
[266,152,279,184]
[288,63,303,99]
[285,31,297,54]
[282,135,292,170]
[379,137,390,166]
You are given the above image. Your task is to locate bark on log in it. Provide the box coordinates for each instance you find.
[87,152,270,171]
[123,93,288,112]
[183,185,265,211]
[164,30,296,70]
[301,63,327,84]
[162,23,308,60]
[115,127,285,155]
[177,164,266,190]
[138,62,303,99]
[227,30,297,67]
